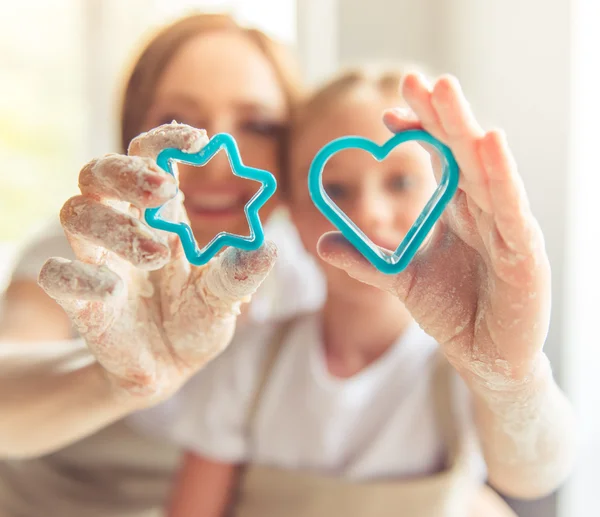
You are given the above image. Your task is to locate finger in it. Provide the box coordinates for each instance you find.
[38,258,123,340]
[194,241,279,310]
[391,75,450,186]
[60,196,170,270]
[478,129,538,253]
[79,154,177,209]
[39,258,161,390]
[316,232,407,294]
[40,259,162,391]
[401,72,446,142]
[382,106,422,133]
[431,75,484,139]
[38,257,124,302]
[383,107,445,185]
[128,122,209,161]
[127,122,208,262]
[429,75,492,213]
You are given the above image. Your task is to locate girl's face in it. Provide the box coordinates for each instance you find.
[142,31,288,246]
[289,87,437,300]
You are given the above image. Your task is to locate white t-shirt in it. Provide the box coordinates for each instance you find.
[131,313,486,481]
[8,210,326,323]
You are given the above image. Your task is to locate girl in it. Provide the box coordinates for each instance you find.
[0,13,324,517]
[149,68,576,516]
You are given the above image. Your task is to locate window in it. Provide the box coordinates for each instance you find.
[0,1,85,243]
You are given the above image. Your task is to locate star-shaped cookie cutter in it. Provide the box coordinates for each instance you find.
[144,132,277,266]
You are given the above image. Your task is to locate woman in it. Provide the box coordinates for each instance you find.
[0,13,323,517]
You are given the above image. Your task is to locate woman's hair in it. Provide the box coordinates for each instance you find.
[119,13,303,152]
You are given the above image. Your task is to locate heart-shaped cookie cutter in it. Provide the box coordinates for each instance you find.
[308,129,459,274]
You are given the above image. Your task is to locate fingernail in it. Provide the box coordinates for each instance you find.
[413,71,433,89]
[154,178,178,200]
[388,106,416,119]
[202,243,278,303]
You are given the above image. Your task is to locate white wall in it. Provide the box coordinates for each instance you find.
[297,0,574,515]
[560,1,600,515]
[338,0,445,72]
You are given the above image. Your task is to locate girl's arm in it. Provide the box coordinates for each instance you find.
[465,354,576,499]
[168,451,239,517]
[316,72,576,500]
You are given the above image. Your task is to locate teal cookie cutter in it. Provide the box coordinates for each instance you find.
[144,133,277,266]
[308,129,459,275]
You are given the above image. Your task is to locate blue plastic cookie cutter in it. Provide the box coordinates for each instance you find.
[308,129,459,275]
[144,132,277,266]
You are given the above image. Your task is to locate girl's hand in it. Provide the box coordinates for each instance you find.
[318,73,550,385]
[38,123,277,406]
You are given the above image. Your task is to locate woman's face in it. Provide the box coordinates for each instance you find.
[143,31,288,246]
[289,87,437,300]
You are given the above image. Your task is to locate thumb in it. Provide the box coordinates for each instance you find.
[317,232,411,296]
[198,241,279,310]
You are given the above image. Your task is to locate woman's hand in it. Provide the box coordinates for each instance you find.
[38,123,277,407]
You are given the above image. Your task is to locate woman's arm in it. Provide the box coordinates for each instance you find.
[0,339,142,459]
[0,276,142,459]
[0,238,145,458]
[168,451,239,517]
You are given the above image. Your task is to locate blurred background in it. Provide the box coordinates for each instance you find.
[0,0,598,515]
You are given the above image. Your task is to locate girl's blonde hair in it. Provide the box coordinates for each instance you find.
[292,67,399,134]
[119,13,303,153]
[292,63,430,136]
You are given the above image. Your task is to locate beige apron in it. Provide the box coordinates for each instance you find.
[0,346,181,517]
[232,321,519,517]
[0,419,180,517]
